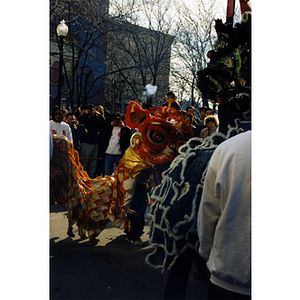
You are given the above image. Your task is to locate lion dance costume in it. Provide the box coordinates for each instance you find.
[50,102,193,242]
[145,7,252,300]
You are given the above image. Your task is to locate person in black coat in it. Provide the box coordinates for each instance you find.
[65,112,87,153]
[78,104,106,178]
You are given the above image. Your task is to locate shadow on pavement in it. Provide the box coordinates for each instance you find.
[50,204,208,300]
[50,234,167,300]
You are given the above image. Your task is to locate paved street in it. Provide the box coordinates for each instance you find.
[50,204,209,300]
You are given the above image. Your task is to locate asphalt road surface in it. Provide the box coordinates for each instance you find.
[50,204,209,300]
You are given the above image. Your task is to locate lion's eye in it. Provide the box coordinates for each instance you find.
[147,129,168,145]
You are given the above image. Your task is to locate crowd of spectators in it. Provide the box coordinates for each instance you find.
[182,105,220,140]
[50,99,221,179]
[50,103,133,179]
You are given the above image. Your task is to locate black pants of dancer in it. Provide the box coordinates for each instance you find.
[164,247,208,300]
[207,282,250,300]
[125,183,148,241]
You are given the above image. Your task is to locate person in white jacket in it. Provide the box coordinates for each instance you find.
[197,130,251,299]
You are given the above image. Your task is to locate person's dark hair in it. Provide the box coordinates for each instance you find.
[85,104,95,111]
[205,108,214,114]
[51,106,63,120]
[73,106,80,118]
[113,112,122,120]
[186,106,195,112]
[167,91,175,98]
[185,114,194,121]
[200,107,207,113]
[66,112,74,118]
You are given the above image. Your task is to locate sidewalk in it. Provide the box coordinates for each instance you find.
[50,204,208,300]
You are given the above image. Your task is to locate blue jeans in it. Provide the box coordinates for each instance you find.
[104,153,122,176]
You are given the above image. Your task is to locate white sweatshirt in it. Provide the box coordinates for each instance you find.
[50,120,73,143]
[105,126,121,155]
[197,131,251,295]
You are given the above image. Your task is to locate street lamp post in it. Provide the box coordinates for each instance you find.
[56,20,68,107]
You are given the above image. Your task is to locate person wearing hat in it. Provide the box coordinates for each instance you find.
[99,112,132,176]
[78,103,106,178]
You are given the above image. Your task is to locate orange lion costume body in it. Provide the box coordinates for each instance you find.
[50,101,193,242]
